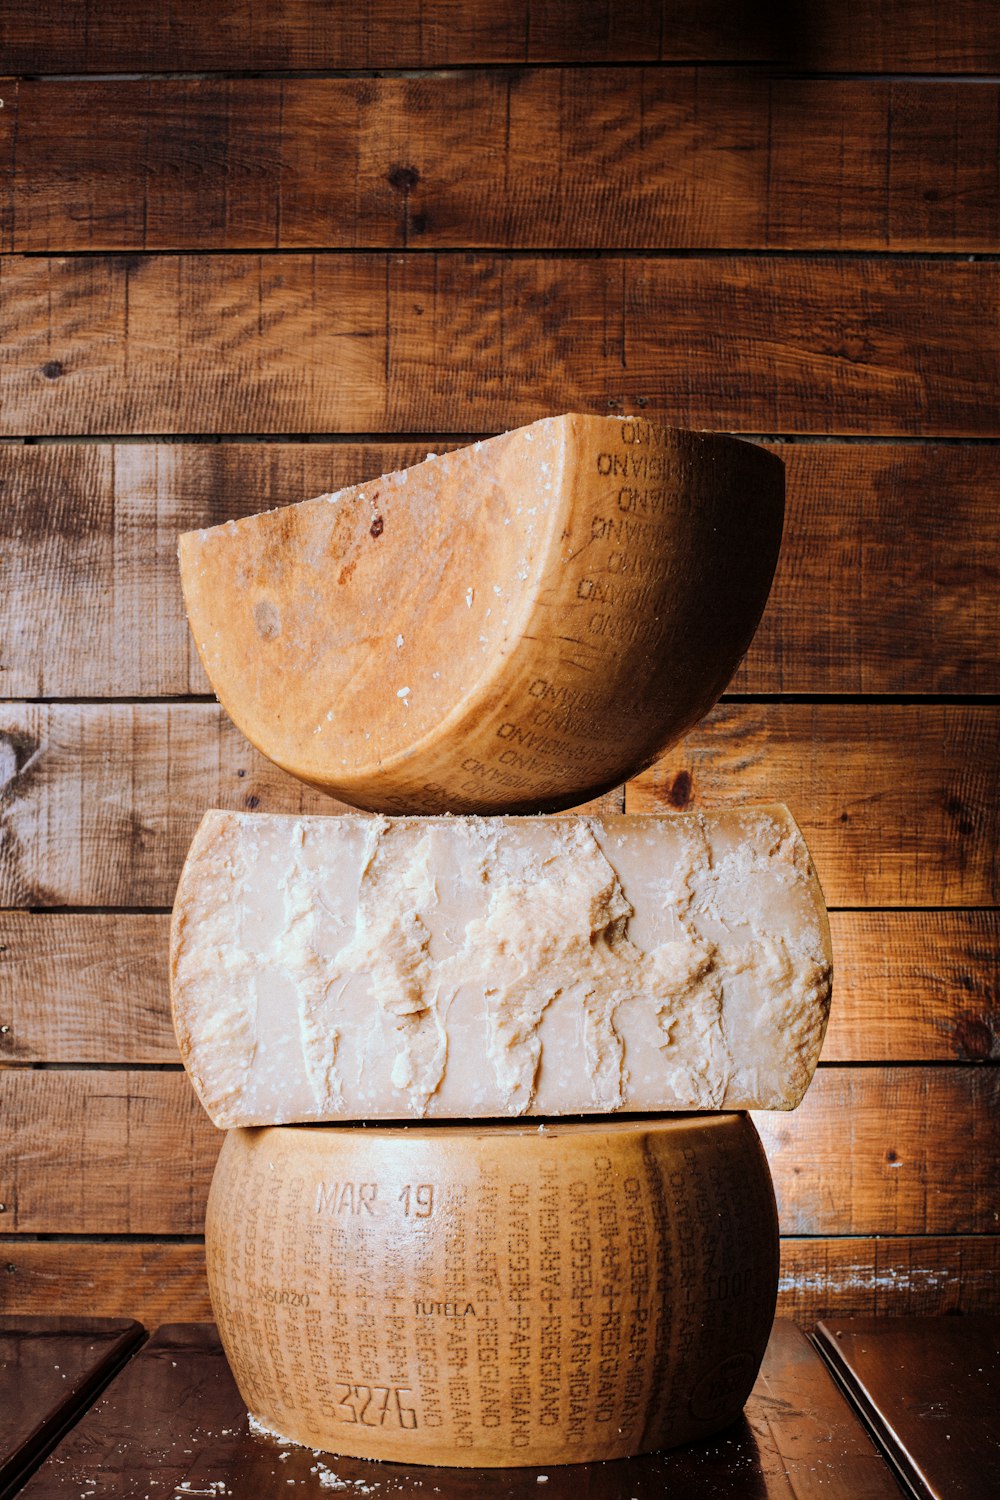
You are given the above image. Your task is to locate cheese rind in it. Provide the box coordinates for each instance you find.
[171,808,832,1126]
[178,415,783,813]
[207,1115,779,1463]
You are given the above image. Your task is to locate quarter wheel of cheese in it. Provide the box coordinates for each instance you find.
[206,1113,779,1464]
[180,415,784,813]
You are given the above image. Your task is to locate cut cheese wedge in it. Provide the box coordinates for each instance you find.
[179,415,783,813]
[170,808,832,1127]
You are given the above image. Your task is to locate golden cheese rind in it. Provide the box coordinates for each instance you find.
[207,1114,779,1463]
[179,415,783,813]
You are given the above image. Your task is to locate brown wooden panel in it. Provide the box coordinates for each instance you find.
[822,912,1000,1064]
[6,1235,998,1324]
[797,2,1000,73]
[2,256,996,437]
[753,1068,1000,1236]
[0,1243,214,1324]
[0,703,622,908]
[1,1067,995,1235]
[1,1,996,71]
[0,703,340,909]
[3,911,997,1065]
[0,915,178,1064]
[626,703,1000,907]
[734,444,1000,697]
[7,76,999,253]
[0,1070,218,1234]
[4,442,997,699]
[2,703,997,908]
[778,1238,1000,1320]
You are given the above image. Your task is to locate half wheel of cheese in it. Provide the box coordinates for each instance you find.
[179,414,784,813]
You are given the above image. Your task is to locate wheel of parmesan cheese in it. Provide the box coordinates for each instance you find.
[206,1113,779,1465]
[180,415,784,813]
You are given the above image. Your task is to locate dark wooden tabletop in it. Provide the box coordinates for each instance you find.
[14,1320,901,1499]
[815,1317,1000,1500]
[0,1318,143,1500]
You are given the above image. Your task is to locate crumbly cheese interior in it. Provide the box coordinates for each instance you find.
[170,811,832,1126]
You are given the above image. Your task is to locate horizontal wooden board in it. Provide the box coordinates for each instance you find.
[2,256,997,437]
[0,703,622,908]
[0,1067,995,1235]
[754,1068,1000,1234]
[734,444,1000,696]
[822,912,1000,1063]
[3,911,997,1065]
[0,1241,214,1323]
[0,1,996,71]
[626,703,1000,907]
[0,703,340,909]
[3,441,997,699]
[2,703,995,908]
[5,76,998,253]
[0,1070,219,1235]
[5,1235,997,1324]
[0,915,178,1064]
[776,1237,1000,1321]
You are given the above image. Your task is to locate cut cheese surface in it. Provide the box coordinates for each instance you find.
[178,415,783,813]
[170,808,832,1126]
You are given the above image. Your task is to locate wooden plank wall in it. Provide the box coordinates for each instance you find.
[1,0,998,1326]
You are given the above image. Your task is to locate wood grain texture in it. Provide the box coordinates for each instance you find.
[821,912,1000,1064]
[734,444,1000,697]
[0,1070,218,1235]
[6,1236,998,1324]
[0,703,340,909]
[2,255,997,437]
[3,441,997,699]
[2,703,996,908]
[0,915,179,1064]
[3,911,997,1065]
[753,1068,1000,1236]
[626,703,1000,907]
[1,1,996,71]
[0,703,622,908]
[0,1242,214,1323]
[1,1067,995,1235]
[778,1238,1000,1320]
[6,76,999,253]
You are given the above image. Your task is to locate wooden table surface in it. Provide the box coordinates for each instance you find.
[815,1318,1000,1500]
[0,1318,143,1499]
[10,1320,902,1499]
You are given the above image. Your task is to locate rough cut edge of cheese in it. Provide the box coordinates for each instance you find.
[170,807,832,1127]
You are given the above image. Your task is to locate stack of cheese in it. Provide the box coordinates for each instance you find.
[170,415,833,1467]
